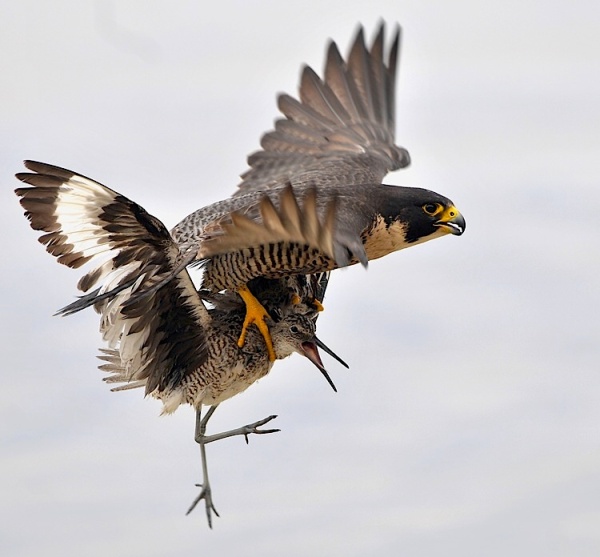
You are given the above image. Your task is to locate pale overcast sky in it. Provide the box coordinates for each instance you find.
[2,1,599,556]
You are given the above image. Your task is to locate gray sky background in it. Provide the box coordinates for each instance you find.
[2,1,599,555]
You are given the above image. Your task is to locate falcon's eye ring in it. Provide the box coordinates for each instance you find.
[423,203,442,216]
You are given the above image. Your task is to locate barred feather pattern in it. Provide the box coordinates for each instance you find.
[195,185,341,291]
[201,243,335,292]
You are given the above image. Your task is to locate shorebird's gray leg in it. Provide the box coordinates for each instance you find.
[186,405,220,527]
[186,407,280,527]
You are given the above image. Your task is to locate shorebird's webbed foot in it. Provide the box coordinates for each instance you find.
[236,284,276,361]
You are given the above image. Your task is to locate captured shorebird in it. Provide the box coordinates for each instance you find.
[46,23,465,361]
[15,161,347,527]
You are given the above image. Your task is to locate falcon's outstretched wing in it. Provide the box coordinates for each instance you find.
[235,23,410,194]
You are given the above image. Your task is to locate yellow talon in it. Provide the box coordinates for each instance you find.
[237,285,276,361]
[291,294,301,305]
[312,299,324,312]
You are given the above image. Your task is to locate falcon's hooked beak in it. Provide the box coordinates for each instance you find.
[300,337,349,393]
[435,205,466,236]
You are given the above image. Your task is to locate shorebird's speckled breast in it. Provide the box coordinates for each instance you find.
[156,314,274,412]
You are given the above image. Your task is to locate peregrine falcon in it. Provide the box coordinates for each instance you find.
[16,23,465,362]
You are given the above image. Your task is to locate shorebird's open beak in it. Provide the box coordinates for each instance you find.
[300,337,349,393]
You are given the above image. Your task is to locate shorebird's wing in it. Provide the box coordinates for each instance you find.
[16,161,211,395]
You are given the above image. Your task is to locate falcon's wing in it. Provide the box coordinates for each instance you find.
[15,161,210,395]
[197,185,366,267]
[235,23,410,194]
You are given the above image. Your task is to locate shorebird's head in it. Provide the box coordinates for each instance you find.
[272,313,348,392]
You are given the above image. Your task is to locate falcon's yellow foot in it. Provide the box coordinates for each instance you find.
[312,299,325,312]
[237,285,276,362]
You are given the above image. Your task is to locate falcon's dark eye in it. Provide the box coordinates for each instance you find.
[423,203,442,216]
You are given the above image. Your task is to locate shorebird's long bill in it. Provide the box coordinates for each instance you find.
[300,337,348,393]
[314,337,349,369]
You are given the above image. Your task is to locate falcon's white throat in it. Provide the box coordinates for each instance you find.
[362,216,448,260]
